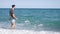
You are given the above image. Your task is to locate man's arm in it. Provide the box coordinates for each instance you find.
[13,14,16,18]
[13,14,18,19]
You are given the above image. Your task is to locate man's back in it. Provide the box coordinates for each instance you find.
[10,9,15,19]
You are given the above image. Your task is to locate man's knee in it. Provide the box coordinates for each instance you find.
[12,23,16,25]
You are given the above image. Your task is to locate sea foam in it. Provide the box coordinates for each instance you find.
[0,28,60,34]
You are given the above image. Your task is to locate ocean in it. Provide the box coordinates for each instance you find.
[0,8,60,33]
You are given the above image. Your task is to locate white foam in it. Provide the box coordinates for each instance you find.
[24,20,31,26]
[38,24,43,26]
[25,20,30,23]
[0,28,60,34]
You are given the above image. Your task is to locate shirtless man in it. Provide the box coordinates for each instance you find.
[10,5,17,29]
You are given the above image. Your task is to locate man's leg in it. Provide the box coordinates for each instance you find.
[11,23,16,29]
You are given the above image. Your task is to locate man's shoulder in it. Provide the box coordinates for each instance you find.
[11,8,14,11]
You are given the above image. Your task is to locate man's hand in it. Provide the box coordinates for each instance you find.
[15,18,18,20]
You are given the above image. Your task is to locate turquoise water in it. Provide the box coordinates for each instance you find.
[0,8,60,31]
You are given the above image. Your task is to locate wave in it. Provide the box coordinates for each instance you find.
[0,28,60,34]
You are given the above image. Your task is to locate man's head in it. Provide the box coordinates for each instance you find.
[12,5,15,8]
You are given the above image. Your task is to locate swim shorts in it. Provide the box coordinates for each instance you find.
[11,19,15,23]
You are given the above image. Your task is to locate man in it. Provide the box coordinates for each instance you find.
[10,5,17,29]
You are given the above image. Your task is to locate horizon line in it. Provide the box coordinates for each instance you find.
[0,7,60,9]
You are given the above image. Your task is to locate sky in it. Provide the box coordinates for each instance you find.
[0,0,60,8]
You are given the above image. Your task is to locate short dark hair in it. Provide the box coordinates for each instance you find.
[12,5,15,7]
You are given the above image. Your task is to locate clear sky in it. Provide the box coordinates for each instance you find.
[0,0,60,8]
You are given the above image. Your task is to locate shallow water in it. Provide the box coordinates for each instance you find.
[0,8,60,32]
